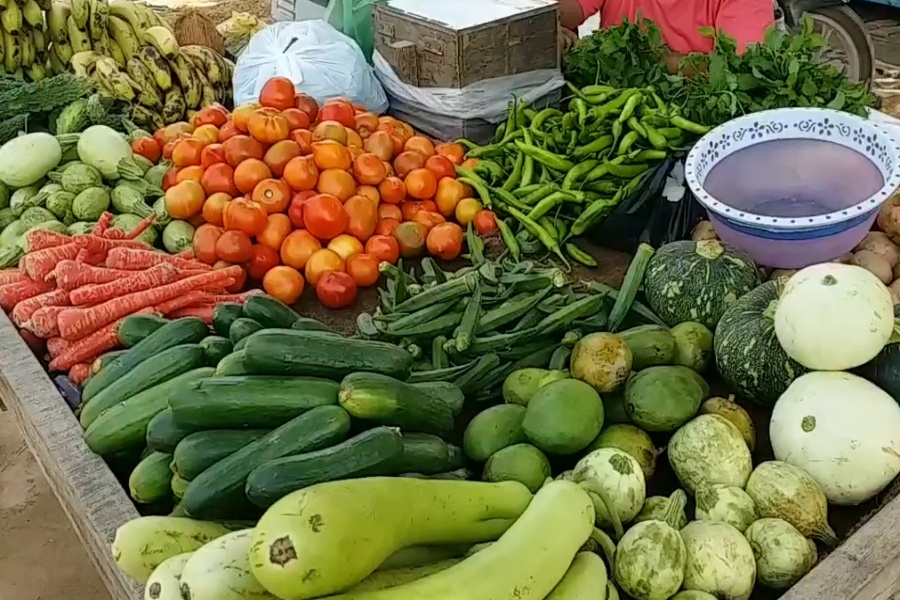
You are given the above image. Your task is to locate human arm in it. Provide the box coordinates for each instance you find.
[714,0,775,52]
[558,0,602,30]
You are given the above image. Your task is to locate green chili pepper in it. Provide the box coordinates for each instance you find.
[527,191,572,221]
[651,90,667,112]
[562,159,599,190]
[466,222,485,266]
[492,123,506,143]
[611,120,623,144]
[623,171,651,197]
[572,98,588,127]
[492,187,532,212]
[523,108,537,122]
[631,149,668,162]
[530,108,561,132]
[456,138,479,150]
[554,219,569,241]
[514,141,574,172]
[617,92,644,123]
[476,160,505,183]
[607,162,650,178]
[514,101,529,129]
[585,180,619,194]
[626,117,647,138]
[581,84,615,96]
[520,184,556,205]
[583,92,611,105]
[572,135,613,159]
[504,102,517,140]
[495,217,520,261]
[617,131,640,155]
[571,188,624,236]
[671,115,711,135]
[520,128,536,187]
[538,216,558,242]
[513,183,544,198]
[658,127,683,139]
[565,242,598,267]
[502,152,524,191]
[591,88,636,118]
[458,176,493,207]
[641,114,670,128]
[504,204,569,268]
[641,121,668,150]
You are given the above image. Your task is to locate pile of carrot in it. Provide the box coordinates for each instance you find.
[0,212,259,384]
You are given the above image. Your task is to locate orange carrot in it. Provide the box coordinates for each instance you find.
[73,234,151,255]
[124,214,156,240]
[57,266,241,341]
[23,305,69,338]
[69,263,180,306]
[155,291,213,315]
[20,243,81,282]
[68,363,91,385]
[0,277,55,312]
[23,229,70,252]
[104,247,211,271]
[46,336,71,359]
[0,269,24,287]
[48,261,135,291]
[49,309,159,371]
[175,248,195,259]
[92,212,114,236]
[11,288,70,326]
[168,305,214,323]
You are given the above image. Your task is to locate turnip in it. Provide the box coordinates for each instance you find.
[680,520,757,600]
[694,484,758,533]
[744,461,837,545]
[668,414,752,495]
[572,447,646,539]
[570,332,632,393]
[744,518,817,590]
[634,493,688,529]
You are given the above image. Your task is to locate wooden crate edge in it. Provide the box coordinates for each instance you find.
[0,312,141,600]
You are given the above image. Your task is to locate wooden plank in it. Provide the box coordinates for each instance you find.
[0,311,141,600]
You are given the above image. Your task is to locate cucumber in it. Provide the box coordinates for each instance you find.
[385,433,465,475]
[129,451,173,504]
[118,314,169,347]
[242,294,300,328]
[143,552,193,600]
[228,317,263,344]
[291,317,339,333]
[212,302,243,337]
[84,368,216,456]
[233,336,249,352]
[180,530,271,600]
[244,330,413,380]
[146,408,197,453]
[170,376,339,429]
[245,427,405,508]
[339,372,454,437]
[83,318,210,403]
[180,405,351,520]
[411,381,465,415]
[215,350,253,376]
[80,344,206,428]
[198,335,232,366]
[91,349,128,375]
[172,429,268,480]
[171,474,190,501]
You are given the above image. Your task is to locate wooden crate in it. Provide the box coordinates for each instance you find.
[2,307,900,600]
[373,0,559,89]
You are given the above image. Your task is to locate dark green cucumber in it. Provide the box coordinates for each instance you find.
[170,376,339,429]
[118,314,169,347]
[384,433,465,475]
[180,405,351,520]
[212,302,243,337]
[84,368,215,455]
[291,317,339,334]
[128,451,173,504]
[244,330,412,380]
[229,318,263,344]
[80,344,206,428]
[172,429,268,480]
[339,372,454,436]
[233,336,249,352]
[199,336,232,366]
[146,408,197,453]
[215,351,253,376]
[243,294,300,328]
[245,426,404,508]
[91,349,128,375]
[82,318,210,403]
[411,381,465,416]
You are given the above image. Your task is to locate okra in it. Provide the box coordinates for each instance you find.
[608,243,655,332]
[432,336,449,369]
[420,258,446,285]
[392,272,479,314]
[475,286,553,334]
[470,361,515,396]
[536,294,605,334]
[378,298,455,327]
[406,360,478,383]
[511,309,545,332]
[453,353,501,395]
[549,346,571,370]
[586,281,666,327]
[386,311,464,338]
[562,329,583,347]
[508,343,559,369]
[496,338,558,361]
[407,344,422,359]
[499,268,567,292]
[356,313,381,338]
[466,222,485,266]
[466,326,543,355]
[573,310,610,332]
[454,283,483,352]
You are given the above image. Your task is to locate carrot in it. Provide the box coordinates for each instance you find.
[214,290,264,304]
[155,290,213,315]
[175,248,195,259]
[0,269,24,287]
[124,214,156,240]
[23,229,70,253]
[57,266,242,341]
[92,212,114,236]
[69,263,181,306]
[104,247,211,271]
[68,363,91,385]
[46,336,71,359]
[20,243,81,282]
[167,305,214,323]
[0,277,55,312]
[23,305,69,337]
[73,234,151,256]
[11,288,70,326]
[48,261,135,291]
[49,309,159,371]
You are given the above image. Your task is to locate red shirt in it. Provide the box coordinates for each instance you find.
[577,0,775,53]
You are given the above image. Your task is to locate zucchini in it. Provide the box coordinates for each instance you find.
[143,552,193,600]
[147,408,196,453]
[291,316,339,333]
[180,530,272,600]
[169,376,339,429]
[118,314,169,347]
[198,335,232,366]
[212,302,243,337]
[112,516,230,583]
[84,367,216,455]
[172,429,269,480]
[385,433,465,475]
[228,317,263,344]
[243,294,300,328]
[245,427,405,508]
[80,344,206,428]
[233,336,250,352]
[339,372,454,437]
[411,381,465,415]
[171,474,190,501]
[180,405,351,520]
[215,350,253,376]
[83,317,209,403]
[91,349,128,375]
[244,329,413,380]
[128,451,173,504]
[249,477,533,599]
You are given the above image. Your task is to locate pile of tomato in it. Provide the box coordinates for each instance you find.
[146,76,498,309]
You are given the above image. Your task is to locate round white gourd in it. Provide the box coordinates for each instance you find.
[774,263,893,370]
[0,132,62,187]
[770,371,900,505]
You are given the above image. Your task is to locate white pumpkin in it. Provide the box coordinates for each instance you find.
[774,263,893,370]
[571,448,646,533]
[770,371,900,505]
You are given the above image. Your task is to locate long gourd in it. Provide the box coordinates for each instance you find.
[546,552,609,599]
[143,552,193,600]
[180,530,276,600]
[324,480,595,600]
[249,478,533,600]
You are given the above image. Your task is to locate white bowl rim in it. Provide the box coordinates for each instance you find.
[684,107,900,231]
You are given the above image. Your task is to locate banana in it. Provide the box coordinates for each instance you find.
[168,53,200,108]
[35,0,50,10]
[179,45,222,85]
[106,14,137,59]
[47,3,70,44]
[48,43,65,73]
[19,25,32,66]
[53,37,72,62]
[25,60,44,81]
[21,0,40,27]
[94,56,135,101]
[135,44,170,90]
[193,68,217,109]
[69,49,101,77]
[92,29,110,55]
[162,84,185,123]
[3,31,19,72]
[131,105,164,130]
[107,36,125,66]
[66,15,92,51]
[70,0,90,28]
[125,56,163,107]
[1,4,22,34]
[87,0,107,43]
[32,27,45,59]
[108,0,149,33]
[133,2,171,32]
[142,25,177,59]
[0,28,6,66]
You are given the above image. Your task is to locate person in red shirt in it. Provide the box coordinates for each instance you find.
[560,0,775,67]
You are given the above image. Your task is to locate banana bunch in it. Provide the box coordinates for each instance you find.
[0,0,53,81]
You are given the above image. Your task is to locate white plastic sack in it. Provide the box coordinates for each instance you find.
[233,20,389,112]
[373,50,565,123]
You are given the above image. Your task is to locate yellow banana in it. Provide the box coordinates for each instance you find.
[94,56,135,101]
[106,14,138,59]
[142,25,177,59]
[162,84,185,123]
[47,3,70,44]
[136,44,171,90]
[168,54,200,108]
[70,0,90,28]
[1,4,22,34]
[131,105,165,130]
[107,36,125,66]
[193,68,218,109]
[3,31,19,72]
[66,15,92,51]
[69,49,102,77]
[21,0,41,27]
[35,0,51,10]
[87,0,108,43]
[19,25,32,66]
[133,2,171,32]
[53,38,72,62]
[48,43,65,73]
[108,0,150,33]
[25,61,45,81]
[0,28,6,66]
[32,28,46,59]
[179,45,223,85]
[92,29,110,55]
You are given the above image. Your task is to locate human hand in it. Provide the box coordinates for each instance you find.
[560,27,579,53]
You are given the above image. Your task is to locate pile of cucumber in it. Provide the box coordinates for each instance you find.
[78,294,468,520]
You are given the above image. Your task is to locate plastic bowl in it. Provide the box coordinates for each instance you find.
[684,108,900,268]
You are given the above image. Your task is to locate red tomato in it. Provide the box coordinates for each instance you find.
[346,253,380,287]
[222,197,268,236]
[318,101,355,129]
[474,210,498,235]
[192,224,224,265]
[316,271,358,309]
[200,143,227,168]
[200,162,238,196]
[218,121,240,142]
[303,193,348,240]
[247,244,281,279]
[162,166,179,190]
[282,108,311,131]
[248,110,290,144]
[131,137,161,163]
[192,105,230,128]
[215,230,253,262]
[365,234,400,264]
[294,93,319,121]
[288,190,315,229]
[259,76,296,111]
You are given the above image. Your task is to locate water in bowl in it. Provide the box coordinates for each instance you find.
[703,139,884,218]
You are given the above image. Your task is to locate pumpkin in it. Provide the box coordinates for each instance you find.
[857,305,900,401]
[714,279,809,406]
[643,240,760,329]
